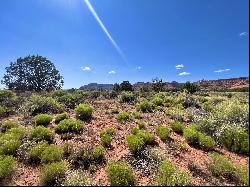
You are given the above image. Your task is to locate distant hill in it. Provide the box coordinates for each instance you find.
[79,77,249,91]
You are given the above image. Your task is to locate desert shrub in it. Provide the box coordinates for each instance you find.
[165,108,184,121]
[151,97,164,106]
[138,101,152,112]
[119,91,136,103]
[29,126,54,142]
[156,125,171,141]
[132,111,141,119]
[156,160,190,186]
[106,161,135,186]
[55,112,69,124]
[236,165,249,186]
[62,170,90,186]
[176,91,200,108]
[19,94,63,116]
[126,134,144,153]
[137,120,146,129]
[100,127,115,137]
[6,127,25,139]
[0,120,19,132]
[28,141,49,162]
[63,142,73,157]
[40,161,67,185]
[207,152,238,181]
[0,90,16,117]
[56,119,83,134]
[75,103,93,121]
[117,112,130,123]
[183,126,200,146]
[219,126,249,155]
[135,130,155,144]
[34,114,53,126]
[41,145,63,163]
[170,121,184,134]
[92,145,105,160]
[0,155,16,180]
[198,133,215,151]
[100,133,112,147]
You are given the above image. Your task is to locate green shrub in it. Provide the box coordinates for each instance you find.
[56,119,83,134]
[0,155,16,180]
[236,165,249,186]
[100,127,115,137]
[165,108,184,121]
[198,133,215,151]
[151,97,164,106]
[126,134,144,153]
[41,144,63,163]
[131,127,140,135]
[75,104,93,120]
[34,114,53,126]
[156,125,171,141]
[106,161,135,186]
[119,91,136,103]
[0,120,19,132]
[6,127,25,139]
[138,101,152,112]
[29,126,54,142]
[40,161,67,185]
[63,142,73,157]
[156,160,190,186]
[183,126,200,146]
[92,145,105,160]
[207,152,238,181]
[137,120,146,129]
[100,133,112,147]
[170,121,184,134]
[62,170,90,186]
[117,112,130,123]
[110,108,119,114]
[135,130,154,144]
[28,141,49,162]
[55,112,69,124]
[132,111,141,119]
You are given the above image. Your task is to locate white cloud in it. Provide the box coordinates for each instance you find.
[108,70,116,74]
[175,64,184,69]
[239,32,248,37]
[81,66,91,71]
[179,72,190,76]
[137,66,142,70]
[214,68,231,73]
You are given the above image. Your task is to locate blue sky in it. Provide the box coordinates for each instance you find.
[0,0,249,89]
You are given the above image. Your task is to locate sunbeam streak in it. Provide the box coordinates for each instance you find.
[84,0,128,63]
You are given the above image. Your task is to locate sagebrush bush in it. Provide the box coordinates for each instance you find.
[138,101,152,112]
[151,97,164,106]
[236,165,249,186]
[156,160,190,186]
[198,133,215,151]
[135,129,155,144]
[55,112,69,124]
[126,134,144,153]
[0,155,16,180]
[165,108,184,121]
[106,161,135,186]
[119,91,136,103]
[0,120,19,133]
[207,152,238,181]
[92,145,105,160]
[100,133,112,147]
[56,119,83,134]
[62,170,90,186]
[132,111,141,119]
[117,112,130,123]
[137,120,146,129]
[183,126,200,146]
[170,121,184,134]
[34,114,53,126]
[41,144,63,163]
[28,141,49,162]
[29,126,54,142]
[75,104,93,121]
[0,90,16,117]
[63,142,73,157]
[100,127,115,137]
[156,125,171,141]
[40,161,67,185]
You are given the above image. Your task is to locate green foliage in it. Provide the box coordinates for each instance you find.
[119,91,136,103]
[41,144,63,163]
[119,81,133,92]
[106,161,135,186]
[138,101,153,113]
[40,161,67,185]
[170,121,184,134]
[2,55,64,91]
[100,127,115,137]
[126,134,144,153]
[207,152,238,181]
[198,133,215,151]
[236,165,249,186]
[62,170,90,186]
[117,112,130,123]
[63,142,73,157]
[132,111,141,119]
[137,120,146,129]
[29,126,54,142]
[75,103,93,120]
[156,160,190,186]
[0,120,19,133]
[100,133,112,147]
[151,97,164,106]
[151,78,166,92]
[34,114,53,126]
[135,129,155,144]
[55,112,69,124]
[56,119,83,134]
[165,107,184,121]
[92,145,105,160]
[0,155,16,180]
[28,141,49,162]
[0,90,17,117]
[181,81,199,94]
[156,125,171,141]
[183,127,200,146]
